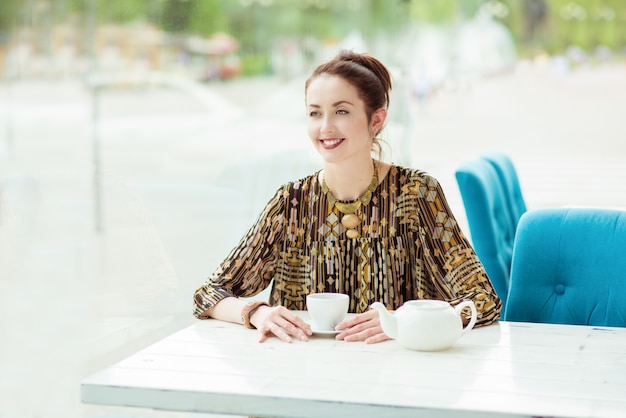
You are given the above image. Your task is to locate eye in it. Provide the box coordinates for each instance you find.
[308,110,321,117]
[336,109,349,115]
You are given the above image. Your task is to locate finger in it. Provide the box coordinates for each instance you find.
[335,310,378,330]
[258,328,272,343]
[274,317,309,341]
[278,309,313,335]
[257,322,278,342]
[266,322,292,343]
[365,332,391,344]
[343,329,377,342]
[338,314,378,335]
[340,325,384,342]
[268,306,312,336]
[258,330,269,343]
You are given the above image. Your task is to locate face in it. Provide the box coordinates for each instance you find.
[306,74,385,164]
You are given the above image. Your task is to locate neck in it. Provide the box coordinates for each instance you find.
[323,158,376,201]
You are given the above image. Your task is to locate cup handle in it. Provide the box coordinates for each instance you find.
[455,301,477,334]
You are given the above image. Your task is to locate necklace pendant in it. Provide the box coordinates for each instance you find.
[335,200,361,214]
[341,213,360,229]
[321,158,379,240]
[341,214,360,239]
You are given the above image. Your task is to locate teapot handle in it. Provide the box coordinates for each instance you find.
[455,301,477,334]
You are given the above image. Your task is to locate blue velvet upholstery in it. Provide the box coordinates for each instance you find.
[481,151,527,230]
[504,208,626,327]
[455,158,515,305]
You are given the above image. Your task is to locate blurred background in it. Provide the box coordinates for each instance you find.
[1,0,625,80]
[0,1,625,417]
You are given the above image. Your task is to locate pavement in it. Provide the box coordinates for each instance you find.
[0,58,625,418]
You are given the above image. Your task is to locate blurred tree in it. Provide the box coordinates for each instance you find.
[0,0,21,37]
[63,0,149,24]
[470,0,625,57]
[522,0,548,43]
[409,0,462,22]
[100,0,149,23]
[162,0,194,32]
[0,0,20,76]
[187,0,230,35]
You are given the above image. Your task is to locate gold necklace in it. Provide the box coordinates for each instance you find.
[321,160,378,238]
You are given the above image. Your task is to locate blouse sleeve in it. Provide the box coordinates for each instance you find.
[193,186,286,319]
[413,173,502,327]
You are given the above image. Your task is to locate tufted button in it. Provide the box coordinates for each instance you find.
[554,284,566,295]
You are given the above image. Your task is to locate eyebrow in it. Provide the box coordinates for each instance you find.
[308,100,354,108]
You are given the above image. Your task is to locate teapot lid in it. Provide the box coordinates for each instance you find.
[405,300,450,309]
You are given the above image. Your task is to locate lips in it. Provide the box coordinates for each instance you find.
[320,138,344,149]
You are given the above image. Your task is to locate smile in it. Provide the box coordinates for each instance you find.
[320,138,344,149]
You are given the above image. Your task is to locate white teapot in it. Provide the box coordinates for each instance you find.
[371,300,477,351]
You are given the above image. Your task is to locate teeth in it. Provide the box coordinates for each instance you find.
[323,139,342,146]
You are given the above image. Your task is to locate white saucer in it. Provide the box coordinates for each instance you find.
[311,328,340,336]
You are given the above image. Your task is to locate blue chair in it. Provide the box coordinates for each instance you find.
[504,208,626,327]
[455,158,515,305]
[481,151,527,230]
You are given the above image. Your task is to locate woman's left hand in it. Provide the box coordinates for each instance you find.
[334,309,390,344]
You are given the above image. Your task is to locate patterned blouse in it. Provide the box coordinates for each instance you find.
[193,165,501,327]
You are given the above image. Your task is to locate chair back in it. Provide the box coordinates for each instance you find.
[504,208,626,327]
[481,151,527,229]
[455,158,515,304]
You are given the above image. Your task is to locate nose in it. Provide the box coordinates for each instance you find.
[320,114,334,133]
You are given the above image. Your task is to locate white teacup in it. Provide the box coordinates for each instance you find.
[306,293,349,331]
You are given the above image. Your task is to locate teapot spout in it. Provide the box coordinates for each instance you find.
[371,302,397,339]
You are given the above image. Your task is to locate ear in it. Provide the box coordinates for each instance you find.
[370,108,387,135]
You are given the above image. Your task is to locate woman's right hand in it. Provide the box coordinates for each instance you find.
[251,305,312,343]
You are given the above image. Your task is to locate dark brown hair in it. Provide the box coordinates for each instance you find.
[305,49,392,138]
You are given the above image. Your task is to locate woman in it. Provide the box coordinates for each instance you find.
[193,50,501,344]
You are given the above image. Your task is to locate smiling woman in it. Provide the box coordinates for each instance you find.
[193,49,502,346]
[306,50,392,161]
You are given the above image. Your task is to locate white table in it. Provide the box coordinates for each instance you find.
[81,313,626,418]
